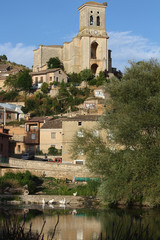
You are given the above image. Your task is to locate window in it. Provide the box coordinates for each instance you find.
[7,113,11,119]
[75,160,84,165]
[51,132,56,139]
[51,144,55,148]
[97,16,100,26]
[31,133,35,140]
[0,113,2,119]
[40,77,43,83]
[91,42,98,59]
[90,15,93,25]
[50,77,52,81]
[78,121,82,126]
[18,145,21,153]
[0,143,3,153]
[56,77,58,82]
[35,77,38,83]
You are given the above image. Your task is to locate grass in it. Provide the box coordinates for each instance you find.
[41,177,101,196]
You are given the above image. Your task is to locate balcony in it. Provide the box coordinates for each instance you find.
[24,131,39,145]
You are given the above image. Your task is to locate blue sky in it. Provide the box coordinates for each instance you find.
[0,0,160,72]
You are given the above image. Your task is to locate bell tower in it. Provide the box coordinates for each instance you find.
[78,1,109,74]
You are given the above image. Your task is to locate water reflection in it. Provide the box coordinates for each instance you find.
[1,205,160,239]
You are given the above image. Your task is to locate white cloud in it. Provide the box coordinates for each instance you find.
[0,42,36,68]
[108,31,160,72]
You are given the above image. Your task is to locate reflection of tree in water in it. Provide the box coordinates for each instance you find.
[98,209,160,240]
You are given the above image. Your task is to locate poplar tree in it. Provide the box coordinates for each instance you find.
[72,59,160,206]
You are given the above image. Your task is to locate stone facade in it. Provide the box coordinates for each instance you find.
[31,68,68,86]
[40,118,64,153]
[62,115,100,164]
[33,2,109,75]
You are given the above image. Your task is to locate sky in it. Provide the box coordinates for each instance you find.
[0,0,160,72]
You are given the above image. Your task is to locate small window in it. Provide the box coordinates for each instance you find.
[51,132,56,139]
[97,11,99,14]
[75,160,84,165]
[78,121,82,126]
[90,15,93,25]
[18,145,21,153]
[0,113,2,119]
[50,77,52,81]
[35,77,38,83]
[31,133,36,140]
[7,113,11,119]
[97,16,100,26]
[56,77,58,82]
[40,77,43,82]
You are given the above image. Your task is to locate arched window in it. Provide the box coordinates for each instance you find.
[91,64,98,74]
[91,42,98,59]
[97,16,100,26]
[90,15,93,25]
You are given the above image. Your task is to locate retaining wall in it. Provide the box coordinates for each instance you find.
[0,158,95,179]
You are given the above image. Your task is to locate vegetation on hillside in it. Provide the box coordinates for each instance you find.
[71,59,160,207]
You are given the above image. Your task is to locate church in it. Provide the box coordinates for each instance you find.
[33,1,111,75]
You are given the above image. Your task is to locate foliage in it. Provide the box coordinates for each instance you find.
[0,54,7,60]
[4,69,32,92]
[6,119,25,126]
[42,177,100,196]
[68,72,82,85]
[0,171,42,194]
[1,90,19,101]
[16,69,32,91]
[80,69,94,82]
[71,59,160,206]
[95,71,107,86]
[41,82,49,94]
[48,147,62,156]
[47,57,64,70]
[0,216,59,240]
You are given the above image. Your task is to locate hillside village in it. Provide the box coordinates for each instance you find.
[0,1,121,167]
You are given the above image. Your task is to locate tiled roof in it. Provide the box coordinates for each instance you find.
[62,115,100,122]
[31,68,68,76]
[41,118,65,129]
[26,116,53,123]
[85,1,104,6]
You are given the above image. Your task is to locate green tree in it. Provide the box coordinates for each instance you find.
[0,54,7,60]
[68,72,82,85]
[17,69,32,91]
[4,74,18,90]
[80,69,94,83]
[71,59,160,207]
[95,71,107,86]
[41,82,49,94]
[47,57,63,69]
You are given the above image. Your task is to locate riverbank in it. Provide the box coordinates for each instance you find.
[0,194,101,209]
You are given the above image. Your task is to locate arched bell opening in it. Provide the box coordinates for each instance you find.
[91,64,98,74]
[91,42,98,59]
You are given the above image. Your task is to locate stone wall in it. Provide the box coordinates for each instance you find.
[0,158,96,179]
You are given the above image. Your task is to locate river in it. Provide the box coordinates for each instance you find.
[1,204,160,239]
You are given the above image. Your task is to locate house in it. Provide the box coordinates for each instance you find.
[0,103,25,124]
[7,125,25,155]
[94,86,105,99]
[62,115,100,164]
[30,68,69,89]
[24,116,52,153]
[40,118,65,154]
[0,126,12,163]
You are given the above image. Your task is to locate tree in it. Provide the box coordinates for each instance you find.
[71,59,160,207]
[17,69,32,91]
[47,57,64,69]
[80,69,94,83]
[0,54,7,60]
[4,74,18,90]
[41,82,49,94]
